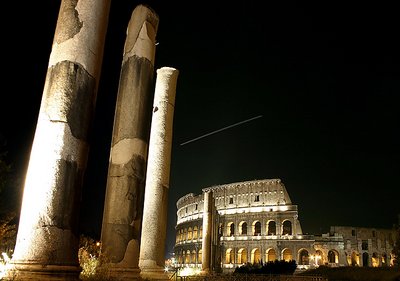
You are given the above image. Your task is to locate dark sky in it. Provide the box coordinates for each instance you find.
[1,1,399,258]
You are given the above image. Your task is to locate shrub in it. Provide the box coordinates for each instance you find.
[234,260,297,275]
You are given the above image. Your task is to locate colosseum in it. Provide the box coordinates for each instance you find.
[174,179,397,273]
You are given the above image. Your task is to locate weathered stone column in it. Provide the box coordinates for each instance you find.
[100,4,159,280]
[201,190,213,273]
[139,67,179,280]
[9,0,110,280]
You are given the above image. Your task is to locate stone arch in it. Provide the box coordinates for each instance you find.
[298,248,309,265]
[252,220,261,235]
[282,248,292,261]
[251,248,261,264]
[282,220,292,235]
[328,249,339,264]
[239,221,248,235]
[266,248,276,262]
[227,222,235,236]
[226,248,234,264]
[267,220,276,235]
[238,248,248,264]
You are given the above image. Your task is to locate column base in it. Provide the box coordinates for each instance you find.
[98,266,141,281]
[6,263,81,281]
[140,266,169,281]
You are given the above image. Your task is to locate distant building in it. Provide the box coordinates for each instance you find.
[173,179,397,273]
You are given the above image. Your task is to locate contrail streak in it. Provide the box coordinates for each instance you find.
[180,115,263,146]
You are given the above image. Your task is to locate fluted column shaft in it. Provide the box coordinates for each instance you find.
[100,5,158,279]
[10,0,110,280]
[139,67,179,280]
[201,190,213,272]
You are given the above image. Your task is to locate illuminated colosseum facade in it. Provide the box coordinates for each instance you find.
[174,179,397,273]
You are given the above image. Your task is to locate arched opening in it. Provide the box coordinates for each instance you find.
[390,253,395,266]
[191,250,196,263]
[298,249,309,265]
[188,227,193,240]
[198,249,202,263]
[345,252,351,265]
[351,252,360,266]
[226,248,234,264]
[185,250,190,264]
[382,253,387,266]
[316,250,323,265]
[238,248,248,264]
[372,252,379,267]
[267,221,276,235]
[227,222,235,236]
[266,248,276,262]
[328,250,339,264]
[253,221,261,236]
[282,248,292,262]
[251,248,261,264]
[239,221,247,235]
[282,220,292,235]
[199,226,203,238]
[193,226,198,239]
[184,228,187,241]
[362,252,369,267]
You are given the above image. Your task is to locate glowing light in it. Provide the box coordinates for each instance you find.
[0,253,13,279]
[179,266,201,277]
[309,254,322,268]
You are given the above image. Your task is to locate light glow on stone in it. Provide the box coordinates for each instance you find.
[14,118,82,258]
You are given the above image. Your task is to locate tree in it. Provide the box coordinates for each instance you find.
[0,212,17,253]
[0,143,18,254]
[0,150,11,195]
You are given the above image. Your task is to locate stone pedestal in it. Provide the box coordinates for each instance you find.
[8,0,110,280]
[139,67,179,280]
[99,5,159,280]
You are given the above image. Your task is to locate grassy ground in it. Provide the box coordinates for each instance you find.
[298,266,400,281]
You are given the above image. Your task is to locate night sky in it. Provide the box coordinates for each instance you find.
[1,1,399,258]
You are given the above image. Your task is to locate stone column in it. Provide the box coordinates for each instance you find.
[201,190,213,273]
[99,5,158,280]
[9,0,110,280]
[139,67,179,280]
